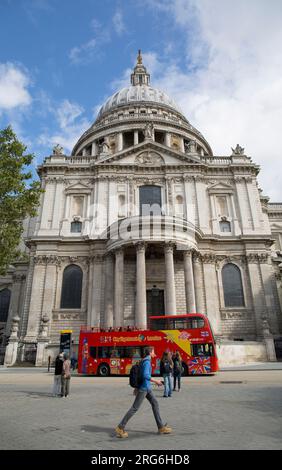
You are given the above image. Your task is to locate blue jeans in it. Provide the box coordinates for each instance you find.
[163,374,172,397]
[173,372,181,390]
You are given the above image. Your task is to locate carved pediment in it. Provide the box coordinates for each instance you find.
[135,151,164,166]
[97,140,201,166]
[207,181,234,194]
[65,181,92,194]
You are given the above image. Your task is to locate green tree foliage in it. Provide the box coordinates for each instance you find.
[0,126,42,275]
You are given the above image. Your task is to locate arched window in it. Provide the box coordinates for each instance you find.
[139,185,162,216]
[60,265,83,309]
[222,263,245,307]
[0,289,11,322]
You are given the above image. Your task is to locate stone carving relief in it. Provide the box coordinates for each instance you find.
[135,151,164,166]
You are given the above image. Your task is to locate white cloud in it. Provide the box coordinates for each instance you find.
[113,9,125,35]
[143,0,282,201]
[38,99,91,153]
[0,62,32,110]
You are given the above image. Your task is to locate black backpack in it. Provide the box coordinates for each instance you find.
[163,360,171,374]
[129,361,143,388]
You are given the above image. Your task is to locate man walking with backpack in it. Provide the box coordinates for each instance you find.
[115,346,172,438]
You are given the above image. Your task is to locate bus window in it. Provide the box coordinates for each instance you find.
[98,347,110,358]
[192,343,214,356]
[150,319,167,330]
[187,317,205,329]
[89,346,97,359]
[123,347,142,359]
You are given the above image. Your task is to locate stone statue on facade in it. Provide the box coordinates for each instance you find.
[99,141,110,156]
[144,122,154,140]
[185,139,197,154]
[231,144,245,156]
[52,144,64,155]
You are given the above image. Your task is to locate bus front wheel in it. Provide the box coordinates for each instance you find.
[98,363,110,377]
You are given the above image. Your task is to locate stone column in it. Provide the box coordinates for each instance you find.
[164,243,176,315]
[165,132,171,147]
[91,141,98,156]
[183,251,196,313]
[247,254,268,339]
[180,137,185,153]
[193,253,205,313]
[89,255,103,327]
[135,242,147,329]
[24,257,46,341]
[114,248,124,327]
[117,133,123,152]
[134,130,139,146]
[104,253,114,328]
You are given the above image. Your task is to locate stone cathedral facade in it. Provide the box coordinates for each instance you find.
[1,52,282,366]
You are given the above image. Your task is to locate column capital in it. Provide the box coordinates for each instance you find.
[164,241,176,254]
[183,250,193,260]
[135,241,146,253]
[114,247,124,257]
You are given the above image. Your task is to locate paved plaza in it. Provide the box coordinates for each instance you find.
[0,366,281,450]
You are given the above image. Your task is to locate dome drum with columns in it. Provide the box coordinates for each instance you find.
[1,51,282,367]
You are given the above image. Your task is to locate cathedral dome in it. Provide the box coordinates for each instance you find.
[97,84,182,120]
[72,50,213,157]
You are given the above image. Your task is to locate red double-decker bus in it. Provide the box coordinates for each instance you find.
[78,313,218,376]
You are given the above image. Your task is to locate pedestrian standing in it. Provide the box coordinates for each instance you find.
[52,353,64,397]
[115,346,172,438]
[173,351,183,392]
[160,351,173,397]
[61,353,71,398]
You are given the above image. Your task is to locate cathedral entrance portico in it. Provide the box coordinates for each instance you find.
[105,240,198,330]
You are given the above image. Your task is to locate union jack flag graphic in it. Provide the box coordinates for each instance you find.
[188,357,211,375]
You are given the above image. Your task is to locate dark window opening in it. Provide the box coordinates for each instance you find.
[85,144,92,156]
[155,131,165,145]
[123,131,134,149]
[71,221,82,233]
[138,131,145,143]
[60,264,83,309]
[139,185,162,216]
[147,288,165,324]
[222,263,245,307]
[0,289,11,322]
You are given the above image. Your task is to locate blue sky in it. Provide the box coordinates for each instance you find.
[1,0,282,200]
